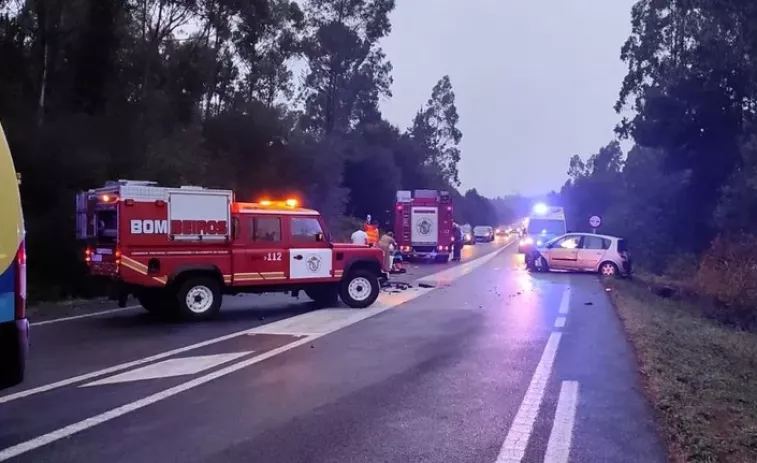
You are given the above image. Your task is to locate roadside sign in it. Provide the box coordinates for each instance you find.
[589,215,601,228]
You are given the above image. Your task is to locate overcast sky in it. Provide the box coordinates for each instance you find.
[379,0,636,198]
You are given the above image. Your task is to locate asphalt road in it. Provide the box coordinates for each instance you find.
[0,237,666,462]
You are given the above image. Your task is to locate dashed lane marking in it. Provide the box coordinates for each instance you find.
[81,352,253,387]
[495,332,563,463]
[544,381,579,463]
[554,317,566,328]
[558,289,570,314]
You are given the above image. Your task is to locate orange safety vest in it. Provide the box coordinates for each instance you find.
[365,224,379,246]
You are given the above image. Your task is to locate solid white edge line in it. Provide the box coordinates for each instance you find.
[543,381,579,463]
[554,317,566,328]
[495,332,562,463]
[558,289,570,314]
[1,239,515,405]
[0,337,315,462]
[30,306,141,326]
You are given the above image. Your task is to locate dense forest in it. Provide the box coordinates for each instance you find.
[559,1,757,312]
[0,0,514,301]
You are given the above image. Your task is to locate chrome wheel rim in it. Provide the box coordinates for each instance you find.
[186,285,213,313]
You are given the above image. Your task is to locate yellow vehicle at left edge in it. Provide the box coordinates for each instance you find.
[0,122,28,390]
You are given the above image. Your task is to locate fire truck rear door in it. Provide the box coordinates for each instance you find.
[287,216,332,280]
[411,207,439,244]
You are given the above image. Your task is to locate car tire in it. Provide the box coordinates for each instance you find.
[340,269,380,309]
[175,277,222,321]
[598,261,619,277]
[305,284,339,307]
[527,253,548,272]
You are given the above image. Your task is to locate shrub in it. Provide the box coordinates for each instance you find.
[697,234,757,325]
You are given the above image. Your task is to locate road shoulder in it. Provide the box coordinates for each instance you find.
[606,278,757,463]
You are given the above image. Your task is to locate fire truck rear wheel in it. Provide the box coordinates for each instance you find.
[176,277,222,320]
[340,269,380,309]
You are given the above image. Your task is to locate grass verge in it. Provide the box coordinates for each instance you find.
[605,278,757,463]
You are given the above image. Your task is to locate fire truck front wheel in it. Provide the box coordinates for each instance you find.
[175,277,222,320]
[340,269,380,309]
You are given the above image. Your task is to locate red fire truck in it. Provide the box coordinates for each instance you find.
[76,180,386,320]
[393,189,454,263]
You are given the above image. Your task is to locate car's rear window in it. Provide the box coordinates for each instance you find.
[617,239,628,252]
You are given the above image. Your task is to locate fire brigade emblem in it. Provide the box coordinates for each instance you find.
[416,218,432,235]
[306,255,322,273]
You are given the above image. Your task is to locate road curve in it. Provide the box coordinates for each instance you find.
[0,238,665,462]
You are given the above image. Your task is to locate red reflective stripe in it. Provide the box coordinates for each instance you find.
[14,241,26,319]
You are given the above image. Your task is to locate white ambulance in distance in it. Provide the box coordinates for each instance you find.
[518,203,567,253]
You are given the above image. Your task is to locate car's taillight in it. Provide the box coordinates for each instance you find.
[15,241,26,319]
[620,250,629,260]
[85,247,92,263]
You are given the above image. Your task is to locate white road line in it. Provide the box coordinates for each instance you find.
[0,338,313,462]
[0,328,264,404]
[554,317,566,328]
[558,289,570,314]
[495,332,562,463]
[30,306,141,326]
[544,381,579,463]
[1,241,512,404]
[80,352,253,387]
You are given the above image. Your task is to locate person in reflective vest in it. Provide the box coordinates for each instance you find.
[365,223,379,247]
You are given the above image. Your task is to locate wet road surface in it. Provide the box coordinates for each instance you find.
[0,238,665,462]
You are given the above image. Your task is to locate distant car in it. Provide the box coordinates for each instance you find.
[461,225,475,246]
[473,226,495,243]
[525,233,631,276]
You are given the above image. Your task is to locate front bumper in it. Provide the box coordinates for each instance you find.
[0,318,29,390]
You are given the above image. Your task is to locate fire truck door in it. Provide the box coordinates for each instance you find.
[288,217,333,280]
[240,216,288,283]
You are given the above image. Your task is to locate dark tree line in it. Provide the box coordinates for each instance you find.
[0,0,506,300]
[560,0,757,310]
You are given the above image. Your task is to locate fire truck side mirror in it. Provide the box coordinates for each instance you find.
[315,232,325,242]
